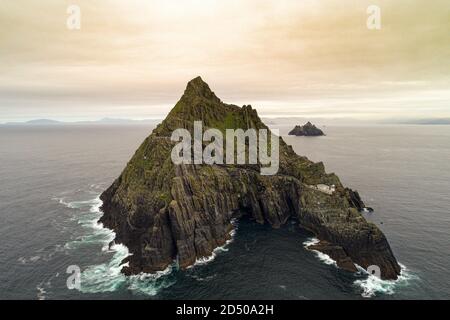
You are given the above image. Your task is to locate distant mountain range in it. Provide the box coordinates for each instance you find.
[2,117,450,126]
[1,118,162,126]
[401,118,450,125]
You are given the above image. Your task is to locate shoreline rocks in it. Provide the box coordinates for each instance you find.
[307,240,358,272]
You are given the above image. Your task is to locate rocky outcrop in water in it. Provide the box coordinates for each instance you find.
[100,77,401,280]
[289,122,325,136]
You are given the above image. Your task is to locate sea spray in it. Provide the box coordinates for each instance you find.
[303,237,338,267]
[60,195,176,296]
[354,264,417,298]
[304,238,416,298]
[187,220,238,269]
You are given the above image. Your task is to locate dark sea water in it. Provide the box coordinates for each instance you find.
[0,124,449,300]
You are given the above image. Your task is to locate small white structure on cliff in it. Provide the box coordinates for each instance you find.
[307,184,336,195]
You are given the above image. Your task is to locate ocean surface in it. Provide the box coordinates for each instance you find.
[0,123,449,300]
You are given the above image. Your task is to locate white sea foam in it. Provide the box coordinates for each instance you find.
[303,237,320,248]
[60,194,176,296]
[304,238,416,298]
[36,275,57,300]
[127,264,176,295]
[189,274,217,282]
[59,193,239,295]
[303,237,338,267]
[354,263,416,298]
[189,246,228,267]
[36,285,47,300]
[188,219,238,269]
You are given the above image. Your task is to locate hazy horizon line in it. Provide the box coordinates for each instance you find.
[2,116,450,126]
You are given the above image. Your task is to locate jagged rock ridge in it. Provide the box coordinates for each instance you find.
[289,122,325,136]
[100,76,401,280]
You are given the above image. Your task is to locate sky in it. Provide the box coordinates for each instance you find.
[0,0,449,122]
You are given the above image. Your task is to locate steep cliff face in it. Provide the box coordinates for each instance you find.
[100,77,401,280]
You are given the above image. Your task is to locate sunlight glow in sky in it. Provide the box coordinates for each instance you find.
[0,0,449,122]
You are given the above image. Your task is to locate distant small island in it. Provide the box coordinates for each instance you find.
[288,122,325,136]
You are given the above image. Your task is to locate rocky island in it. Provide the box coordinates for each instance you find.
[100,77,401,280]
[289,122,325,136]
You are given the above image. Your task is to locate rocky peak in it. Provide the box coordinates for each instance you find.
[289,122,325,136]
[182,76,221,103]
[154,77,262,136]
[100,78,401,280]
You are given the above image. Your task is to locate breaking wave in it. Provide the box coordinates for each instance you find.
[60,195,176,296]
[354,264,417,298]
[188,222,238,269]
[304,238,416,298]
[303,237,337,267]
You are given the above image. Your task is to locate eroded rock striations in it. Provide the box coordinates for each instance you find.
[289,122,325,136]
[100,77,401,280]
